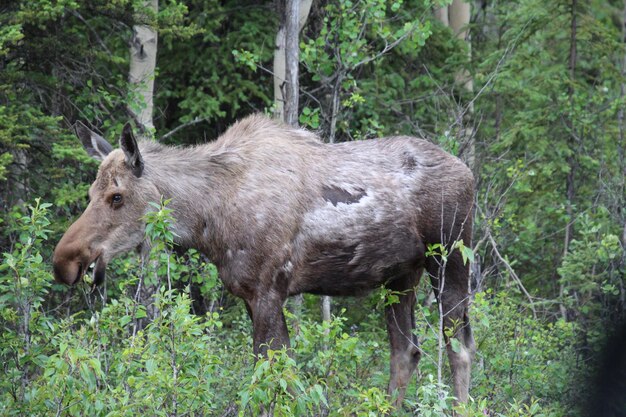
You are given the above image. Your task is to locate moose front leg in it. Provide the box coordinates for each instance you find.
[247,295,290,357]
[232,260,291,357]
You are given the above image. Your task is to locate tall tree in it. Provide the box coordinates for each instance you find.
[128,0,159,139]
[274,0,312,122]
[617,0,626,305]
[559,0,578,318]
[274,0,313,327]
[434,0,474,168]
[128,0,160,322]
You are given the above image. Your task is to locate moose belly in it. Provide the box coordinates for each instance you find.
[289,235,424,297]
[286,183,424,296]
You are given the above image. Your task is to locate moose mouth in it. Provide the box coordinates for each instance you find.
[91,256,107,288]
[76,255,107,288]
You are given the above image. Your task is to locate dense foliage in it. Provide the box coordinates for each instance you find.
[1,0,624,415]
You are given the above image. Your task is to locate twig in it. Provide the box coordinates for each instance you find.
[486,232,537,318]
[160,118,207,141]
[69,9,114,57]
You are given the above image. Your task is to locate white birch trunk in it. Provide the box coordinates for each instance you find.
[273,0,312,121]
[322,294,332,333]
[274,0,322,328]
[434,1,474,169]
[128,0,158,139]
[274,25,286,121]
[127,0,159,323]
[449,0,473,92]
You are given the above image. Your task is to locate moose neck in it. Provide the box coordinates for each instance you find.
[139,140,240,258]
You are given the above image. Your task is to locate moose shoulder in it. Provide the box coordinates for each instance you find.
[53,114,476,405]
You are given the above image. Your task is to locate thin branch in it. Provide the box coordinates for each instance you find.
[69,9,114,57]
[160,118,207,141]
[450,17,534,130]
[351,24,420,70]
[486,231,537,318]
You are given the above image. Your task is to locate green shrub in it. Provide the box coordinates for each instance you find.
[0,199,595,416]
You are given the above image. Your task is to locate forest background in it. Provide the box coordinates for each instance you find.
[1,0,625,416]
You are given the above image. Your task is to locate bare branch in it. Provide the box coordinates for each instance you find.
[487,231,537,318]
[160,118,207,141]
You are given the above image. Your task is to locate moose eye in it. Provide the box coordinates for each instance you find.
[111,193,123,207]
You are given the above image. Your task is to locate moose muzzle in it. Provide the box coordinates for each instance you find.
[52,216,106,287]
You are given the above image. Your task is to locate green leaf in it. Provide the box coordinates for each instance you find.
[145,358,157,374]
[450,338,462,354]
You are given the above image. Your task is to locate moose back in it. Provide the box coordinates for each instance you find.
[53,114,476,405]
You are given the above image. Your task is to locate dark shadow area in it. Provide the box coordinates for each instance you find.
[585,321,626,417]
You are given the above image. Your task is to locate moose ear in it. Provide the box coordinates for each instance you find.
[74,121,113,161]
[119,122,144,178]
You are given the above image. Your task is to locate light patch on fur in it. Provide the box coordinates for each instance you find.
[279,261,294,276]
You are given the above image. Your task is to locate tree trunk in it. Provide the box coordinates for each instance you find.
[284,0,300,126]
[128,0,158,139]
[449,0,472,92]
[434,0,474,169]
[274,0,313,329]
[273,0,312,121]
[560,0,578,319]
[322,294,332,335]
[434,0,476,300]
[618,0,626,307]
[127,0,159,325]
[564,0,578,253]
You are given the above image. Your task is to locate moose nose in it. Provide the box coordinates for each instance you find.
[53,214,92,285]
[52,259,83,286]
[53,235,89,286]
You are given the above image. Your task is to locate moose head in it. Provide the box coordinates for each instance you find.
[53,123,158,287]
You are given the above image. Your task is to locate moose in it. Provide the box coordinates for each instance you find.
[53,114,475,406]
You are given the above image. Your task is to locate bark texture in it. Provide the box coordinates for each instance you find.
[128,0,158,138]
[273,0,312,122]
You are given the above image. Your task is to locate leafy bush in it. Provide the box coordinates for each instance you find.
[469,290,577,416]
[0,199,55,416]
[0,199,600,416]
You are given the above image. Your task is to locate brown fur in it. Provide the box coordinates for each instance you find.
[53,114,476,406]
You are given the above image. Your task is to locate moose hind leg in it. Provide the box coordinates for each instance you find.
[385,271,421,407]
[428,251,476,404]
